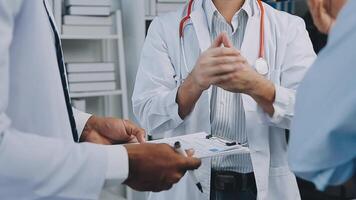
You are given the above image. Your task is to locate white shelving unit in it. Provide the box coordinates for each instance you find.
[61,34,120,40]
[54,1,129,199]
[60,10,129,119]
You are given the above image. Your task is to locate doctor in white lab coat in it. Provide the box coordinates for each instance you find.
[0,1,201,199]
[133,0,316,199]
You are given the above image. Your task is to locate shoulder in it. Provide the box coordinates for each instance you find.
[264,3,306,29]
[263,3,308,41]
[148,7,183,38]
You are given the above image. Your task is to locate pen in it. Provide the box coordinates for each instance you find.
[174,141,204,193]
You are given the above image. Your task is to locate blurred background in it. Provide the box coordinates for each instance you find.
[50,0,331,199]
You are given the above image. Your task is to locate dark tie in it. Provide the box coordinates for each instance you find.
[43,0,79,142]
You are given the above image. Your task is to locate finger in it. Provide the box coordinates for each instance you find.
[209,56,246,66]
[182,157,202,170]
[210,73,234,85]
[134,128,146,143]
[127,136,139,143]
[220,32,233,48]
[185,148,195,157]
[210,32,226,48]
[124,120,146,143]
[207,47,240,57]
[205,64,237,76]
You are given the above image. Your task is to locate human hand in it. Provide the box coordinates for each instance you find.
[123,143,201,192]
[215,53,269,94]
[211,35,276,116]
[308,0,336,34]
[80,116,146,145]
[189,32,240,92]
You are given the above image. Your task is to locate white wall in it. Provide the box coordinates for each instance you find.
[120,0,146,122]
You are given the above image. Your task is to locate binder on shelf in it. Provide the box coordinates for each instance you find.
[67,6,111,16]
[66,63,115,73]
[68,72,115,82]
[157,0,186,2]
[64,0,111,7]
[62,25,112,35]
[69,82,116,92]
[63,15,113,26]
[156,3,185,15]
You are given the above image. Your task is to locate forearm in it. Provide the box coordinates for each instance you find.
[249,78,276,116]
[176,75,204,119]
[0,128,108,199]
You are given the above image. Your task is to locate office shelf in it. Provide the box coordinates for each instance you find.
[61,34,120,40]
[57,10,129,119]
[70,90,123,98]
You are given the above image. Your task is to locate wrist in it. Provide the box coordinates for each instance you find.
[185,73,206,94]
[249,78,275,103]
[80,115,100,142]
[122,144,139,183]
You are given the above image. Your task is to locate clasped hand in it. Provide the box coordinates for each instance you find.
[190,32,266,95]
[80,115,146,144]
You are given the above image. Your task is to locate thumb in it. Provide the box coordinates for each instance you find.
[182,157,202,170]
[221,32,233,48]
[210,32,233,48]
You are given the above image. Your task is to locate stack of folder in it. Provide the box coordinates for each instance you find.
[62,0,113,36]
[146,0,187,16]
[66,63,117,93]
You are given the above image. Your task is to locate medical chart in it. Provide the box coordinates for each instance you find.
[149,132,250,159]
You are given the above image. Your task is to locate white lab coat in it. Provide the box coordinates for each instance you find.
[0,1,119,199]
[132,0,316,199]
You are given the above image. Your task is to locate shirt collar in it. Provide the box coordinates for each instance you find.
[204,0,252,32]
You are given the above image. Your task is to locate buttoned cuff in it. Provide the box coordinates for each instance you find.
[260,85,294,129]
[104,145,129,182]
[163,86,184,126]
[148,86,184,136]
[72,108,92,141]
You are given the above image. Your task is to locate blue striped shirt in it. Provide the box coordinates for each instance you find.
[205,0,254,173]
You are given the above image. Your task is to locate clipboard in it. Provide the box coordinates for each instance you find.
[149,132,250,159]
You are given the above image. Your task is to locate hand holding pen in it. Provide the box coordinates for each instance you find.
[174,141,204,193]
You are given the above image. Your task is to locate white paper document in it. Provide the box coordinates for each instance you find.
[149,132,250,159]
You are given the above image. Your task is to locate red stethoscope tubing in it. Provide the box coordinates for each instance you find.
[179,0,265,59]
[179,0,195,37]
[257,0,265,58]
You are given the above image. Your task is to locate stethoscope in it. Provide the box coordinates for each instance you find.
[178,0,269,84]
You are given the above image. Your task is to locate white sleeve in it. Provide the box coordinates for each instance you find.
[0,2,126,199]
[72,107,92,140]
[262,17,316,129]
[105,145,129,182]
[132,17,183,135]
[0,130,110,200]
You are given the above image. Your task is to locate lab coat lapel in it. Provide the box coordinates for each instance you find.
[190,0,211,52]
[43,0,60,34]
[241,1,261,112]
[187,1,212,198]
[190,0,213,107]
[241,3,271,198]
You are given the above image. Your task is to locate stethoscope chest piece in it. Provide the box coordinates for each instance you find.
[255,57,269,76]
